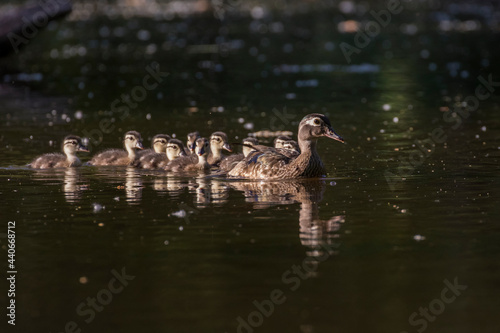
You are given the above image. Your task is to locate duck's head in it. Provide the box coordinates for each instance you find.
[195,137,210,157]
[124,131,144,150]
[166,139,187,160]
[282,139,300,153]
[152,134,171,153]
[242,137,259,157]
[210,131,232,153]
[63,135,89,155]
[187,131,200,153]
[274,135,292,149]
[298,114,344,143]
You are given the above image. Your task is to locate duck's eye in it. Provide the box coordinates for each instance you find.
[313,118,321,125]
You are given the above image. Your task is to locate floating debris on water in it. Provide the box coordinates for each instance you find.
[172,210,186,218]
[413,234,426,241]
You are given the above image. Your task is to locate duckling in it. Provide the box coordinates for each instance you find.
[88,131,144,166]
[207,131,232,166]
[228,114,344,179]
[164,138,210,172]
[186,131,200,154]
[274,135,292,149]
[29,135,89,169]
[154,139,188,169]
[134,134,173,169]
[140,134,171,156]
[219,137,259,173]
[282,139,301,154]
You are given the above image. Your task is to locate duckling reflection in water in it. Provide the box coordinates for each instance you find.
[88,131,144,166]
[229,114,344,179]
[164,137,210,172]
[29,135,89,169]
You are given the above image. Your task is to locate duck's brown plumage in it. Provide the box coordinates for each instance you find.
[134,134,172,169]
[29,135,88,169]
[164,138,210,172]
[89,131,143,166]
[228,114,344,179]
[219,137,259,173]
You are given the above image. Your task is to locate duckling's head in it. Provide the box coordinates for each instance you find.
[187,131,200,153]
[242,137,259,157]
[166,139,187,160]
[298,114,344,143]
[274,135,292,149]
[210,131,232,153]
[282,139,300,153]
[152,134,171,153]
[63,135,89,155]
[124,131,144,151]
[195,137,210,157]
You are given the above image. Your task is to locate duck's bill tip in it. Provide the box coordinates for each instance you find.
[136,143,144,149]
[222,143,233,152]
[325,130,345,143]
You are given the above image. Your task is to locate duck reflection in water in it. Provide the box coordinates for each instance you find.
[32,168,88,203]
[229,179,345,269]
[125,166,143,204]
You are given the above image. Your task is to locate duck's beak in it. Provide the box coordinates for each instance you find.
[325,127,345,143]
[136,141,144,149]
[188,144,195,153]
[222,142,232,152]
[197,146,206,156]
[78,144,90,152]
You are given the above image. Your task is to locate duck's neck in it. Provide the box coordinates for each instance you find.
[65,151,80,166]
[292,138,324,177]
[198,154,209,167]
[126,146,137,160]
[211,144,222,159]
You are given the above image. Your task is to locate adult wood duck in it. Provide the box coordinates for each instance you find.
[207,131,232,166]
[88,131,143,166]
[29,135,88,169]
[219,137,259,173]
[228,114,344,179]
[164,138,210,172]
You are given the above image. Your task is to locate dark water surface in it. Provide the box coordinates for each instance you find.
[1,1,500,333]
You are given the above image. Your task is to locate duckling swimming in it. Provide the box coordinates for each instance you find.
[88,131,144,166]
[134,134,173,169]
[228,114,344,179]
[282,138,300,154]
[165,137,210,172]
[140,134,171,156]
[186,131,200,154]
[274,135,292,149]
[207,131,232,166]
[219,137,259,173]
[29,135,89,169]
[138,139,187,169]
